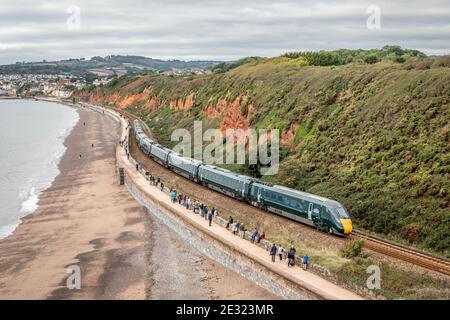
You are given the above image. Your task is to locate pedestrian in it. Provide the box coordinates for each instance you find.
[160,182,164,192]
[135,163,139,171]
[279,248,285,261]
[193,201,198,214]
[208,210,213,226]
[257,231,265,244]
[233,221,240,235]
[270,244,277,262]
[287,246,296,267]
[251,228,259,242]
[91,143,94,148]
[302,255,309,270]
[79,154,82,159]
[226,216,233,229]
[171,190,177,203]
[204,206,208,220]
[211,207,217,217]
[239,223,246,238]
[202,204,206,218]
[186,196,190,209]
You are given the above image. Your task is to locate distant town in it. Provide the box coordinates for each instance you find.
[0,73,95,98]
[0,55,220,98]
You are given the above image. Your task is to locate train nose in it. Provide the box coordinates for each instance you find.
[340,219,353,234]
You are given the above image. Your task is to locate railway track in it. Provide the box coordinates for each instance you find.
[351,230,450,276]
[99,104,450,278]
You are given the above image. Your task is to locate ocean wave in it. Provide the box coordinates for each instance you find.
[20,186,39,214]
[0,223,19,239]
[0,103,80,240]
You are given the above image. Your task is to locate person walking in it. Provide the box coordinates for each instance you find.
[250,228,259,242]
[233,221,240,235]
[257,231,265,244]
[207,210,213,226]
[160,182,164,192]
[171,190,177,203]
[226,216,233,229]
[194,201,199,214]
[302,255,309,270]
[239,223,245,238]
[287,246,296,267]
[279,248,285,261]
[270,244,277,262]
[204,206,208,220]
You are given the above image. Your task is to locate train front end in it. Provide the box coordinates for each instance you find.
[329,204,353,235]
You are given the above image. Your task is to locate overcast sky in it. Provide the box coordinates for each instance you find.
[1,0,449,64]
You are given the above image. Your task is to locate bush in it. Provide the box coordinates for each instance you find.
[341,240,364,258]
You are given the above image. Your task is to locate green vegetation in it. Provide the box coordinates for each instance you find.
[79,47,450,257]
[283,45,426,66]
[337,257,450,300]
[0,55,220,76]
[340,240,364,258]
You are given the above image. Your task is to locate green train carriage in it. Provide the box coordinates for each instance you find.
[249,182,352,235]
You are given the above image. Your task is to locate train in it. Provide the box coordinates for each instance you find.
[133,120,353,236]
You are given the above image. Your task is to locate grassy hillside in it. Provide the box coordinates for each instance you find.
[79,52,450,256]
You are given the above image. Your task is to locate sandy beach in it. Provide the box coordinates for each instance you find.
[0,105,277,300]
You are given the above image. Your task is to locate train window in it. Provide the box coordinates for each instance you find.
[334,207,349,218]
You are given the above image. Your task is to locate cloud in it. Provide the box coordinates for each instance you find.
[0,0,449,64]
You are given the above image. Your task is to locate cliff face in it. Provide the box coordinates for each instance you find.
[79,57,450,255]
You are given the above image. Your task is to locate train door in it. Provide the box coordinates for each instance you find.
[308,203,313,220]
[312,204,321,224]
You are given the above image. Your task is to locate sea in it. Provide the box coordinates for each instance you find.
[0,99,79,239]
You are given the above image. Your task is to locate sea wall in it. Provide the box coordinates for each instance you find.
[123,168,321,300]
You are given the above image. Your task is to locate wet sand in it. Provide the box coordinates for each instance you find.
[0,105,277,300]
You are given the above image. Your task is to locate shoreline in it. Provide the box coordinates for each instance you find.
[0,99,79,240]
[0,105,145,299]
[0,100,277,299]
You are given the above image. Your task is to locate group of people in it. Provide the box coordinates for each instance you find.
[269,243,309,270]
[148,174,161,188]
[226,216,246,238]
[135,162,143,172]
[250,228,266,244]
[139,166,311,272]
[120,136,129,159]
[169,190,217,227]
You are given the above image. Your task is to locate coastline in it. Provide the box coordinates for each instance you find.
[0,101,277,299]
[0,99,79,239]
